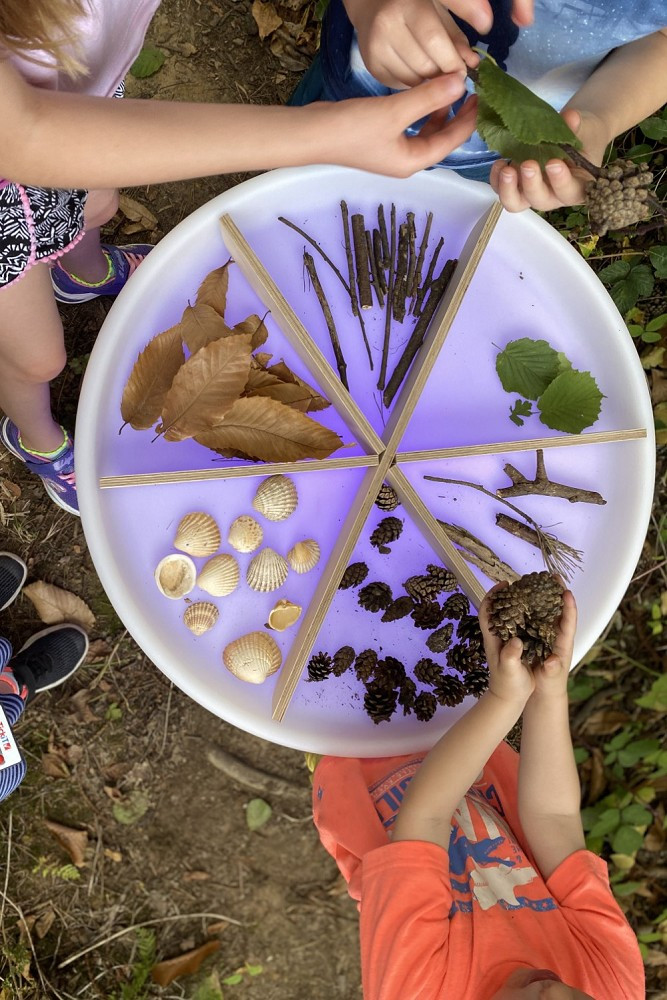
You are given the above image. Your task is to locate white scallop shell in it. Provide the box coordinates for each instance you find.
[246,547,288,593]
[223,631,282,684]
[155,554,196,599]
[183,601,219,636]
[287,539,320,574]
[174,512,221,557]
[252,475,298,522]
[266,599,302,631]
[227,515,263,554]
[197,553,240,597]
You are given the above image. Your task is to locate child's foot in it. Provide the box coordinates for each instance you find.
[51,243,153,304]
[0,418,79,516]
[0,552,28,611]
[10,624,89,699]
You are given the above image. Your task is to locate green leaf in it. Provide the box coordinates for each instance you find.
[649,246,667,278]
[636,674,667,711]
[617,738,661,767]
[555,351,573,375]
[245,964,263,976]
[625,144,654,163]
[193,976,224,1000]
[642,331,662,344]
[589,808,621,838]
[580,805,604,830]
[496,338,561,400]
[222,973,244,986]
[636,786,657,804]
[607,264,655,315]
[605,728,636,751]
[105,702,122,721]
[621,804,652,826]
[112,790,150,826]
[613,881,645,898]
[246,798,272,831]
[639,115,667,141]
[647,313,667,332]
[130,47,166,79]
[476,97,566,167]
[573,747,590,764]
[537,369,603,433]
[565,212,586,228]
[599,260,631,285]
[611,825,644,855]
[509,398,533,426]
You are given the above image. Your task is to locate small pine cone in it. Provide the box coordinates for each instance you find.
[376,655,406,689]
[425,565,458,593]
[332,645,355,676]
[339,561,369,590]
[358,581,393,612]
[375,483,400,511]
[355,648,378,682]
[381,595,414,623]
[586,159,654,236]
[514,572,563,625]
[441,593,470,620]
[404,574,441,603]
[364,681,398,724]
[433,673,465,707]
[464,667,489,698]
[411,600,445,631]
[426,624,453,653]
[487,588,527,640]
[307,652,332,682]
[447,642,473,674]
[414,691,438,722]
[413,657,443,686]
[398,677,417,715]
[456,614,482,644]
[370,516,403,553]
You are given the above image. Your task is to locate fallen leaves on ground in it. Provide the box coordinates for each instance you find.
[252,0,283,39]
[22,581,95,630]
[151,940,220,987]
[44,821,88,867]
[118,194,158,232]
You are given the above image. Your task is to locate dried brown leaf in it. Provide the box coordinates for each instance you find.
[151,940,221,987]
[69,689,98,724]
[266,361,329,411]
[181,303,235,355]
[252,0,282,39]
[41,753,70,779]
[579,709,631,736]
[121,325,185,430]
[245,378,324,413]
[85,639,112,663]
[195,395,342,462]
[34,907,56,940]
[254,351,273,367]
[23,581,95,630]
[43,821,88,867]
[160,334,253,442]
[234,313,268,349]
[118,194,158,229]
[195,261,231,317]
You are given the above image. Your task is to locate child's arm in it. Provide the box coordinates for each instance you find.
[491,28,667,211]
[393,591,534,847]
[518,591,585,880]
[0,59,475,187]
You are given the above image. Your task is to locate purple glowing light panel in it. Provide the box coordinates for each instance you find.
[76,166,654,756]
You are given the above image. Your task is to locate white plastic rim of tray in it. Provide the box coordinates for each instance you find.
[77,165,655,756]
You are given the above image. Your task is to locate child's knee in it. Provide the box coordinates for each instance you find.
[84,188,119,229]
[10,344,67,384]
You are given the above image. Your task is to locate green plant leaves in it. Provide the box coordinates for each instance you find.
[639,115,667,142]
[599,260,655,315]
[648,245,667,279]
[636,674,667,712]
[113,790,150,826]
[612,825,645,855]
[476,100,565,166]
[246,798,272,831]
[538,370,604,434]
[509,398,533,426]
[130,47,166,78]
[496,338,560,399]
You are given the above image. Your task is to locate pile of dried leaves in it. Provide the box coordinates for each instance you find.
[251,0,320,73]
[120,260,344,462]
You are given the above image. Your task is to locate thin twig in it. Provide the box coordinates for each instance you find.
[438,520,519,583]
[378,203,397,391]
[498,450,607,504]
[351,213,372,309]
[366,229,384,307]
[373,229,387,293]
[206,744,308,799]
[392,222,409,323]
[278,216,349,292]
[304,251,349,388]
[406,211,417,303]
[340,200,359,317]
[413,235,443,316]
[496,513,583,573]
[410,211,433,299]
[378,204,390,267]
[159,681,174,757]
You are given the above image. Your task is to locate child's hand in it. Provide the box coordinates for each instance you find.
[479,585,535,707]
[530,589,577,702]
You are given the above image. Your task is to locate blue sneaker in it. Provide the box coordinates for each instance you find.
[0,552,27,611]
[0,418,79,516]
[51,243,153,304]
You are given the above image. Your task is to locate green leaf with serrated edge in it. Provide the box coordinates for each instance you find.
[621,804,652,826]
[555,351,573,375]
[608,264,654,315]
[509,399,533,426]
[496,338,560,400]
[589,808,621,838]
[599,260,631,286]
[538,369,603,433]
[476,56,581,148]
[246,798,272,831]
[130,47,165,78]
[649,245,667,278]
[639,115,667,141]
[476,98,566,167]
[611,825,644,855]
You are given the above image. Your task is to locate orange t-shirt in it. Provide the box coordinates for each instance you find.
[312,743,644,1000]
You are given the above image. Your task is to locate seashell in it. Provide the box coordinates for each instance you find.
[174,512,221,557]
[155,554,196,599]
[223,631,282,684]
[287,539,320,574]
[183,601,219,636]
[252,475,298,522]
[227,515,263,554]
[246,547,288,593]
[266,599,302,631]
[197,553,240,597]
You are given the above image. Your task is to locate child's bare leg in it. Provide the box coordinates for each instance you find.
[57,188,119,283]
[0,264,66,453]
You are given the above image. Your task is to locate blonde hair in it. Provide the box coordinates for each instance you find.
[0,0,89,77]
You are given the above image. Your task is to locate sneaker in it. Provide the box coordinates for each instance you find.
[51,243,153,304]
[0,417,79,516]
[0,552,27,611]
[10,624,88,698]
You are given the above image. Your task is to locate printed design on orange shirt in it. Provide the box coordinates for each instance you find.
[369,758,425,830]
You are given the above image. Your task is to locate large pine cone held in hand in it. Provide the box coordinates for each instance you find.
[488,572,564,665]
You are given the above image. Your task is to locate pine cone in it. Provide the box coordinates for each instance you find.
[355,648,378,682]
[411,600,445,630]
[464,667,489,698]
[413,657,443,685]
[426,624,453,653]
[404,574,441,603]
[426,565,458,593]
[447,640,485,674]
[364,681,398,724]
[514,572,563,624]
[307,652,332,682]
[381,595,414,622]
[586,159,653,237]
[398,677,417,715]
[332,645,355,676]
[375,483,399,511]
[456,614,482,644]
[376,656,406,689]
[339,561,369,590]
[488,572,563,662]
[433,673,465,707]
[414,691,438,722]
[358,581,393,612]
[488,587,527,640]
[370,516,403,553]
[441,593,470,620]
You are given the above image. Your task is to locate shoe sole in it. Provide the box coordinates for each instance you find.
[0,551,28,611]
[52,283,100,304]
[16,623,89,693]
[0,420,80,517]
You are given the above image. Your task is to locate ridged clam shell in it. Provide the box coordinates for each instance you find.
[252,475,297,522]
[223,631,282,684]
[227,515,263,554]
[183,601,219,636]
[155,554,196,599]
[287,539,320,574]
[266,599,302,631]
[197,554,240,597]
[246,547,288,593]
[174,512,221,557]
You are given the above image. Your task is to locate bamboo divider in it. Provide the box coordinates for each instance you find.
[396,427,647,464]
